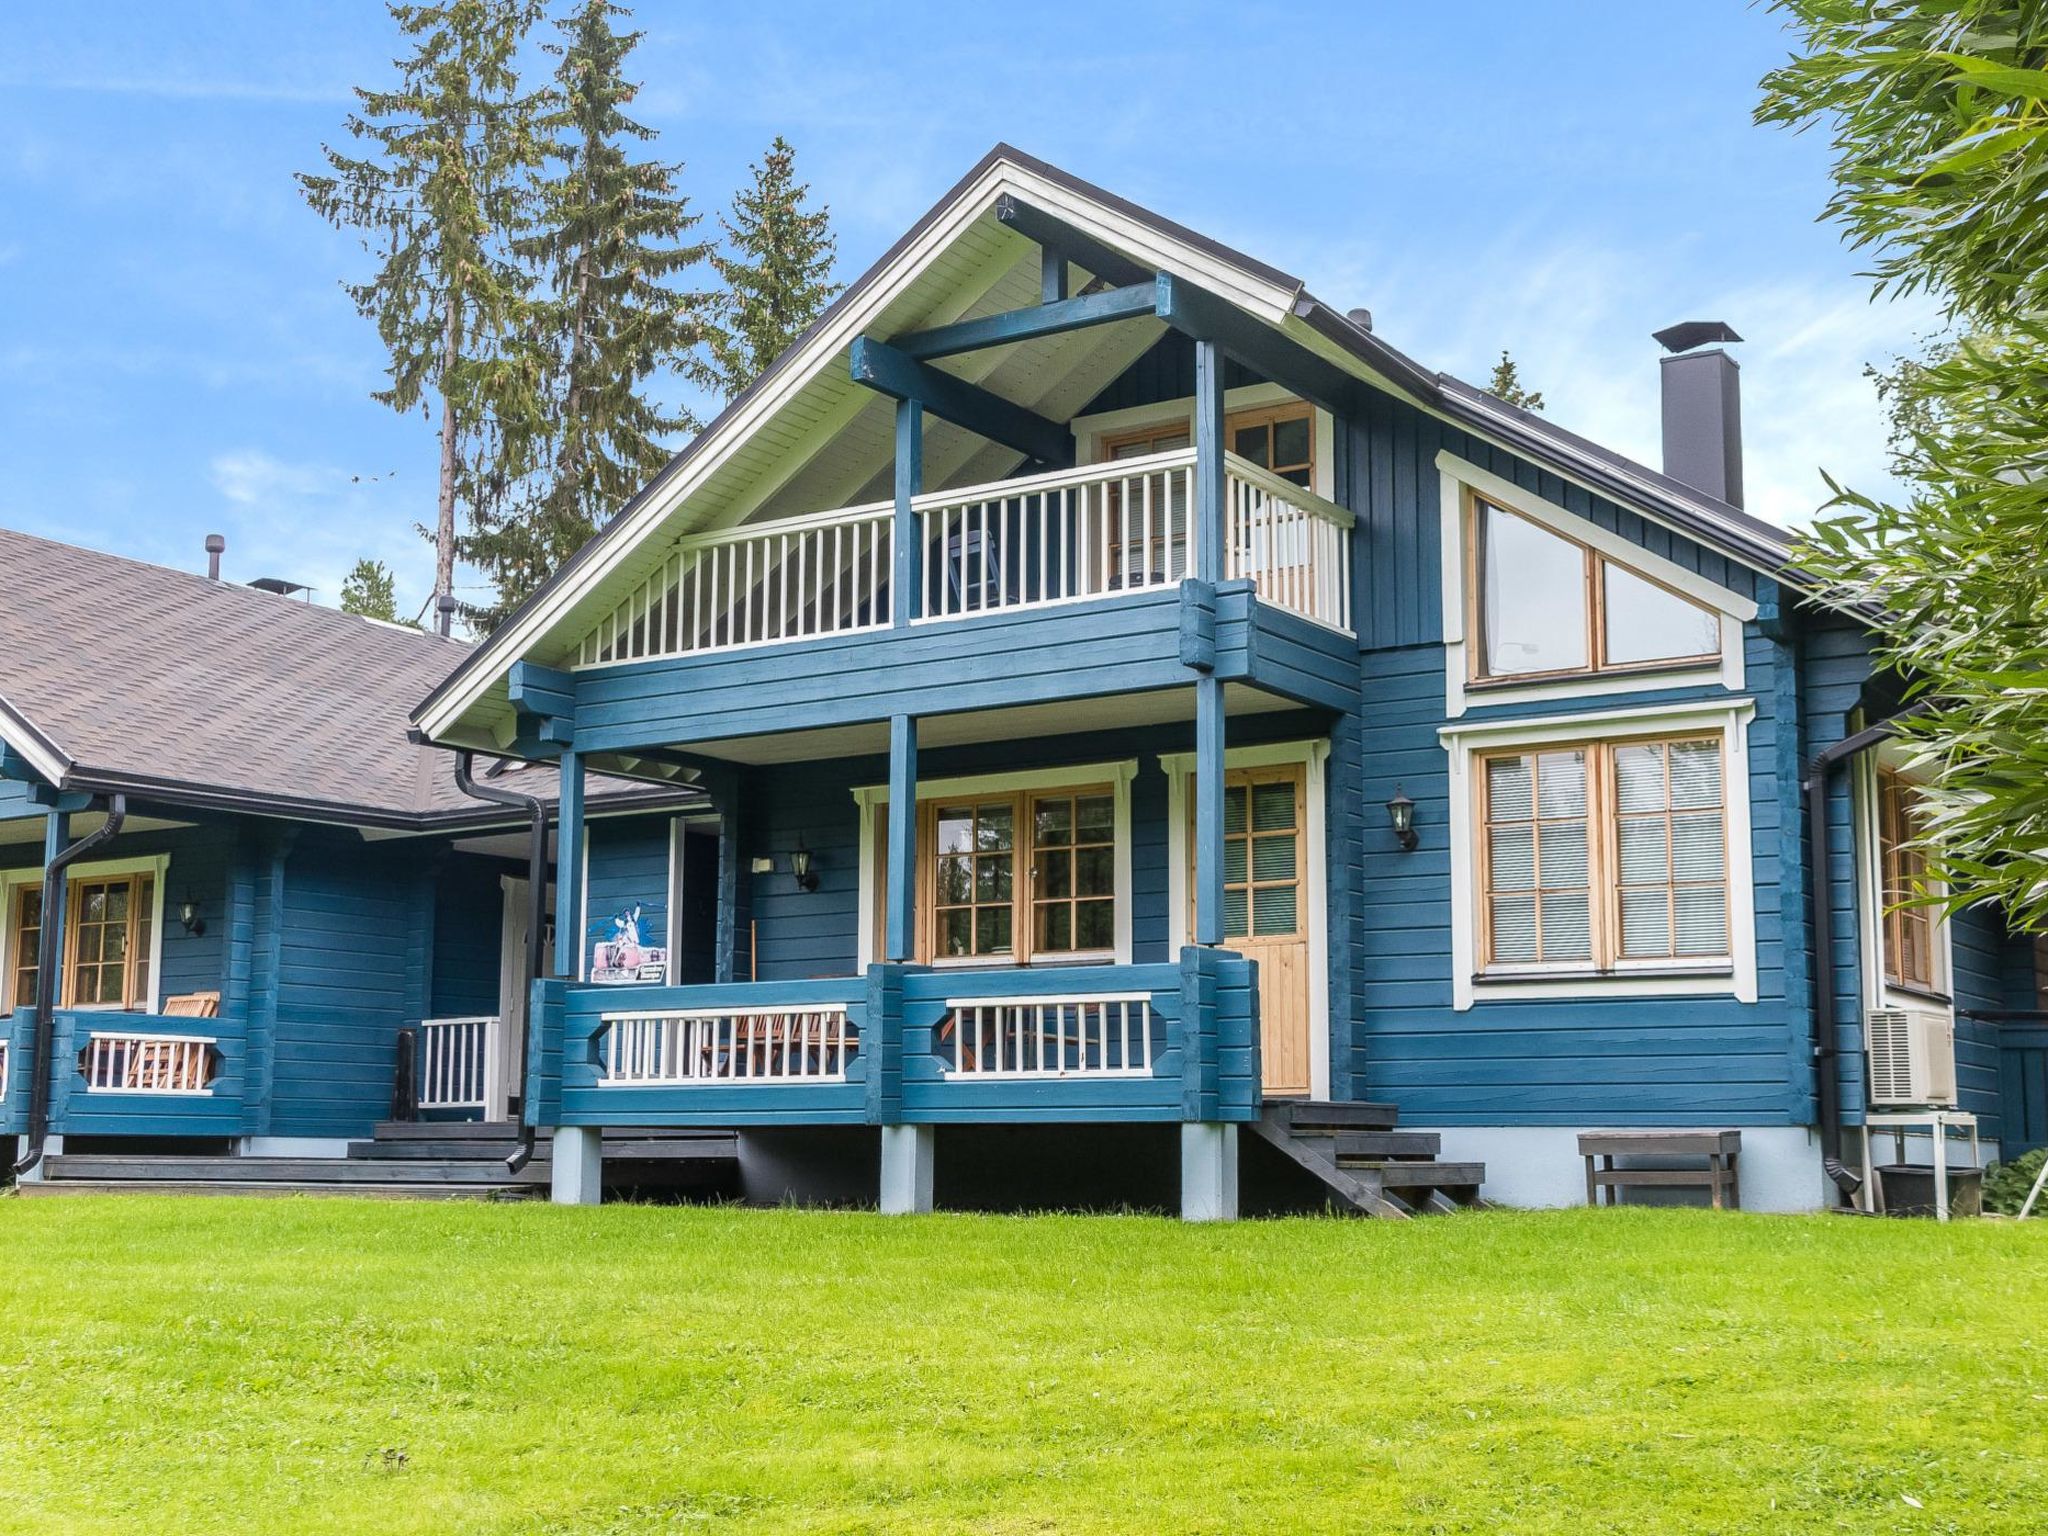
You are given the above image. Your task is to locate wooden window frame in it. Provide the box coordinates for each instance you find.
[62,870,158,1011]
[1100,400,1315,478]
[877,782,1122,968]
[1476,733,1731,975]
[1184,765,1309,943]
[1877,767,1940,993]
[4,884,42,1012]
[1466,491,1721,687]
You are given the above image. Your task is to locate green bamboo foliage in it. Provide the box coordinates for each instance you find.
[1760,2,2048,929]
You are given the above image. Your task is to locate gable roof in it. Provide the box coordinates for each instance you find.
[0,526,690,830]
[413,143,1810,747]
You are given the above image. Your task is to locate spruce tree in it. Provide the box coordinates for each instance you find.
[698,136,839,403]
[460,0,713,629]
[1486,350,1545,412]
[339,558,403,622]
[300,0,547,630]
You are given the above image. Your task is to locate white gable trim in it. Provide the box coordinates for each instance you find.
[0,700,71,787]
[1436,450,1754,719]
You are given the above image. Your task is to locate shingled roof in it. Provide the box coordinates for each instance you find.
[0,527,686,829]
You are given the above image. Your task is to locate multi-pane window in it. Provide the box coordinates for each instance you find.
[1473,497,1721,681]
[913,787,1119,964]
[1229,403,1314,488]
[1480,736,1727,971]
[2,871,156,1011]
[1224,775,1303,939]
[1878,768,1938,991]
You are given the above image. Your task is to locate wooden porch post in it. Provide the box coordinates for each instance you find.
[39,808,69,999]
[885,714,918,964]
[709,767,740,985]
[553,749,585,981]
[1192,337,1228,947]
[894,397,922,626]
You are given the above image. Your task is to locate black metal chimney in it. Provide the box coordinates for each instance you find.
[204,533,225,581]
[1653,321,1744,508]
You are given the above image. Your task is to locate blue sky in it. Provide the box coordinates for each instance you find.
[0,2,1935,620]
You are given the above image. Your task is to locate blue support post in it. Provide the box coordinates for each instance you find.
[40,807,69,1001]
[1193,337,1226,584]
[894,398,922,627]
[553,750,585,981]
[885,714,918,963]
[1041,245,1068,304]
[712,769,740,984]
[1192,336,1229,947]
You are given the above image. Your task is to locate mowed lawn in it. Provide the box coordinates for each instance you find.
[0,1200,2044,1534]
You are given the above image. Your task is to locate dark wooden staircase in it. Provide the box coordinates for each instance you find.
[25,1123,738,1199]
[1249,1100,1485,1218]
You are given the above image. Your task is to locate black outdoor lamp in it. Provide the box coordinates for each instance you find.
[1385,787,1418,852]
[790,842,819,893]
[178,893,206,935]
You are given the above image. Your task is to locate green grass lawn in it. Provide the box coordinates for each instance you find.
[1,1200,2044,1534]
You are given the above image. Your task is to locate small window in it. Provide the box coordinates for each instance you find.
[1473,497,1720,681]
[1479,736,1727,972]
[1878,769,1939,991]
[5,885,41,1010]
[1228,403,1314,488]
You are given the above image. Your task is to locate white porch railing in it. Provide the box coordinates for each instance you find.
[572,450,1354,669]
[940,993,1155,1078]
[577,502,894,666]
[598,1008,855,1085]
[418,1015,495,1110]
[80,1031,216,1094]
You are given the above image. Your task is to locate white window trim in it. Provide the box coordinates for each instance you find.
[1160,739,1332,1101]
[0,852,170,1014]
[1853,745,1955,1014]
[1440,700,1758,1011]
[1436,450,1755,719]
[1069,382,1336,502]
[853,760,1137,969]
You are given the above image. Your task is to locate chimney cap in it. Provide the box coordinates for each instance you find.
[1654,320,1742,355]
[203,533,226,554]
[1346,306,1374,332]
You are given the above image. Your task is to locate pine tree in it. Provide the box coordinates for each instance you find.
[339,559,404,622]
[697,136,839,403]
[1487,350,1545,412]
[459,0,713,630]
[299,0,548,631]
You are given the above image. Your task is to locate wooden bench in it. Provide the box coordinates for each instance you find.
[1579,1130,1742,1210]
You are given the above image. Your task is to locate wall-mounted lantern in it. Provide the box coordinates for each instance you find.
[178,893,206,936]
[790,842,819,893]
[1385,787,1418,852]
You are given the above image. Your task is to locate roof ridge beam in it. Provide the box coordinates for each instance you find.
[889,275,1165,361]
[849,336,1074,466]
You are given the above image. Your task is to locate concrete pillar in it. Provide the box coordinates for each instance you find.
[1181,1122,1238,1221]
[550,1125,602,1206]
[879,1123,934,1214]
[16,1134,61,1183]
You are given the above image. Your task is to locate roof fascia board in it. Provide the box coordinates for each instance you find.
[0,693,72,787]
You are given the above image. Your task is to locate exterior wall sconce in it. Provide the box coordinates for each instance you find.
[178,894,206,935]
[1385,788,1418,852]
[790,843,819,893]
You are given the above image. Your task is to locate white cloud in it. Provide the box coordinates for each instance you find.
[1287,226,1940,528]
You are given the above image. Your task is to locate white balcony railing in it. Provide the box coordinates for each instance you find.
[418,1015,496,1110]
[598,1008,855,1085]
[80,1031,216,1094]
[940,993,1156,1078]
[573,450,1353,669]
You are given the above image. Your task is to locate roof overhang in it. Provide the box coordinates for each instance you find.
[0,690,72,788]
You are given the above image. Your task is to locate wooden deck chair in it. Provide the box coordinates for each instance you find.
[162,991,220,1019]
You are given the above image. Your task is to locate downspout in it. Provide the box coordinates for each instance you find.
[452,752,548,1174]
[1800,703,1929,1201]
[14,795,126,1175]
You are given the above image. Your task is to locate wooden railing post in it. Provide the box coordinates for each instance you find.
[894,398,922,626]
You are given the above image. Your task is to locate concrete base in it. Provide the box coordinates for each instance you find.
[1180,1122,1239,1221]
[550,1125,603,1206]
[1427,1125,1829,1211]
[879,1124,934,1214]
[14,1134,59,1183]
[237,1137,352,1159]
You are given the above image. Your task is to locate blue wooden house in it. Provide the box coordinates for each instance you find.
[413,146,2046,1218]
[0,527,692,1192]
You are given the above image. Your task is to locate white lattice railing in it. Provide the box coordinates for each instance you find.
[419,1016,496,1110]
[599,1008,855,1085]
[1225,457,1354,632]
[940,993,1156,1078]
[80,1031,216,1094]
[916,449,1198,620]
[578,502,894,666]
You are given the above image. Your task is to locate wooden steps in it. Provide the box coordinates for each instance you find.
[25,1123,740,1200]
[1250,1101,1484,1218]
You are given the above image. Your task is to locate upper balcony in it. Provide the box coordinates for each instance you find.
[572,448,1352,671]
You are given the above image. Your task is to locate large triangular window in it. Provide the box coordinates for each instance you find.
[1474,498,1720,681]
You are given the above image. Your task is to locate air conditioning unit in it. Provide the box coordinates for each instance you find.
[1866,1007,1957,1108]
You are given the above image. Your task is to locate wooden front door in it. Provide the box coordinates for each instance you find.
[1193,764,1312,1096]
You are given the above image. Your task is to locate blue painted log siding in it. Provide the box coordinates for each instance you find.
[2,1007,33,1134]
[1950,906,2037,1146]
[432,858,508,1018]
[49,1007,246,1137]
[2003,1022,2048,1157]
[565,584,1354,758]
